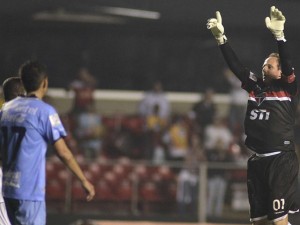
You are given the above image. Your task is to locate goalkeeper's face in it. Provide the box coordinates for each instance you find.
[262,56,282,82]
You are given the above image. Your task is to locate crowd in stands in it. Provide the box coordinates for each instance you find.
[0,67,264,218]
[62,74,250,165]
[40,68,255,218]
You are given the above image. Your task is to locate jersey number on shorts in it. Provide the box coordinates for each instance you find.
[273,199,285,211]
[1,126,26,168]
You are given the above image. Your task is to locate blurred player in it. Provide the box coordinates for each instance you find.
[207,6,299,225]
[0,62,95,225]
[0,77,25,225]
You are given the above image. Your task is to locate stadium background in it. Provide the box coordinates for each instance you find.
[1,1,300,225]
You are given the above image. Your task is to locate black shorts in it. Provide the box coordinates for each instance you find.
[247,151,299,222]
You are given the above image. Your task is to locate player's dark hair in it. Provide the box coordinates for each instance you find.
[18,61,48,93]
[2,77,25,102]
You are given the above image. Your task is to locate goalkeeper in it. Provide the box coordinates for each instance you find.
[207,6,299,225]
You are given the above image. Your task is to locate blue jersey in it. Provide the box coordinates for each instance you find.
[0,96,67,201]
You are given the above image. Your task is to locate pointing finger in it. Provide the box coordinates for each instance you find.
[216,11,222,24]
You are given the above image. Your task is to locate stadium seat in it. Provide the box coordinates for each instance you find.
[47,179,66,200]
[115,180,133,201]
[94,180,115,201]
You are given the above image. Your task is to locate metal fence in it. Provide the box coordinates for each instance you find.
[46,157,250,223]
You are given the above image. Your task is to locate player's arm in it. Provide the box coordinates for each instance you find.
[53,138,95,201]
[207,11,250,84]
[265,6,294,76]
[219,44,251,84]
[277,41,293,78]
[277,40,297,96]
[265,6,297,92]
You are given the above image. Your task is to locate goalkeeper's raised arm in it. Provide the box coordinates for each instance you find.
[206,10,249,83]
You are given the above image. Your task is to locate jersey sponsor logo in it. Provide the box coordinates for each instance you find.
[250,109,270,120]
[13,105,38,115]
[1,112,26,123]
[3,171,21,188]
[49,114,61,127]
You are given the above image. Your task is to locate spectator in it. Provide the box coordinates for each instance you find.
[145,104,168,132]
[177,166,198,217]
[73,103,105,159]
[176,134,206,217]
[191,88,216,137]
[139,81,170,161]
[138,81,170,121]
[69,67,97,114]
[204,115,233,153]
[203,115,233,218]
[143,104,168,160]
[163,114,189,162]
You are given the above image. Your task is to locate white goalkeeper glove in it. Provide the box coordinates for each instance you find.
[265,6,286,40]
[207,11,227,45]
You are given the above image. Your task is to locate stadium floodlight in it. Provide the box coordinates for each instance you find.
[33,9,126,24]
[97,7,160,20]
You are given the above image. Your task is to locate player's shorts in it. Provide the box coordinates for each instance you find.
[247,151,299,223]
[4,198,45,225]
